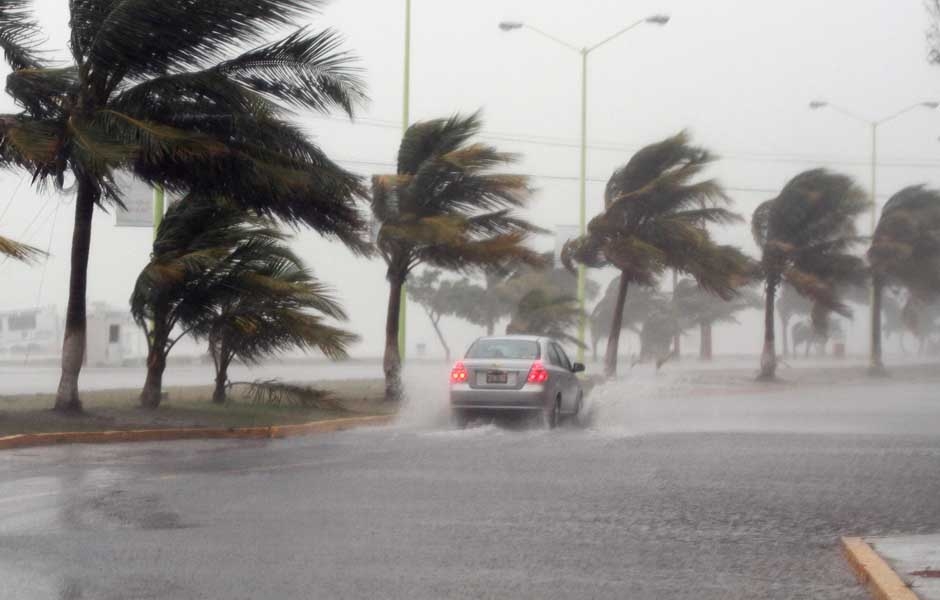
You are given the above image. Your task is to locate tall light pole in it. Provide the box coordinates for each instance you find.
[809,99,939,373]
[499,15,670,362]
[398,0,412,361]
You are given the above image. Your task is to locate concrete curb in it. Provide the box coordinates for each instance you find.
[843,537,920,600]
[0,415,394,451]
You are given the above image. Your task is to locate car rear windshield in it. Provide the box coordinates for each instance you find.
[466,339,540,360]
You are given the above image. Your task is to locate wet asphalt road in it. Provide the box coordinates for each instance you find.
[2,378,940,599]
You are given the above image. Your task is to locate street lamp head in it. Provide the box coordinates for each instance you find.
[646,14,670,25]
[809,100,829,110]
[922,101,940,110]
[498,21,524,32]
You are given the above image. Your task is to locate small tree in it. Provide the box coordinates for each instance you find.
[752,169,868,380]
[868,185,940,374]
[776,284,813,358]
[506,289,583,347]
[406,269,460,361]
[673,277,761,361]
[207,257,357,404]
[589,279,665,362]
[563,132,748,377]
[371,112,543,401]
[132,196,287,408]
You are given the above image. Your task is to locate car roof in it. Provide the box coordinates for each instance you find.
[473,335,545,343]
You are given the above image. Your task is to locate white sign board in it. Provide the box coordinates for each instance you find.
[114,173,156,228]
[554,225,580,268]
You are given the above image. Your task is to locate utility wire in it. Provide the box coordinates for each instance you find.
[311,115,940,169]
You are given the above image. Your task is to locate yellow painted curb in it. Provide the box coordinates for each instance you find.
[842,537,920,600]
[0,415,395,451]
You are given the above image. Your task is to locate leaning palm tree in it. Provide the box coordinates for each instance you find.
[563,131,748,377]
[371,112,544,401]
[752,169,868,380]
[868,185,940,374]
[0,0,367,413]
[207,255,357,405]
[131,196,286,407]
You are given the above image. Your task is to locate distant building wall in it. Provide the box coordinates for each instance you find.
[86,303,145,366]
[0,306,60,359]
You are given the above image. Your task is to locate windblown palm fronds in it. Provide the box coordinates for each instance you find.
[752,169,869,379]
[371,112,545,400]
[0,0,368,412]
[563,131,750,377]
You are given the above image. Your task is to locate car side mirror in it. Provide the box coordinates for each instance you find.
[572,363,585,373]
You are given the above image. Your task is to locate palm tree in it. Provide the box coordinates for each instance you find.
[752,169,868,380]
[207,253,357,405]
[0,0,367,413]
[563,132,747,377]
[506,289,583,347]
[371,112,543,401]
[868,185,940,374]
[131,196,285,407]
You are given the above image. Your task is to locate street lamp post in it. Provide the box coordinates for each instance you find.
[809,100,939,373]
[499,15,670,362]
[398,0,412,361]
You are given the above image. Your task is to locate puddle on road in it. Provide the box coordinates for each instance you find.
[384,362,940,439]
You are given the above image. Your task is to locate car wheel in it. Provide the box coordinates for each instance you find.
[453,409,469,429]
[543,396,560,430]
[570,392,583,427]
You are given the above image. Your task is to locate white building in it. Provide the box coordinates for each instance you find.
[85,302,146,366]
[0,306,61,360]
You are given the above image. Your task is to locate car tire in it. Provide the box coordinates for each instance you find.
[570,392,583,427]
[453,409,469,429]
[543,396,560,430]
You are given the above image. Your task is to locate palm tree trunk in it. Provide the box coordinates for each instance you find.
[54,178,98,413]
[699,322,713,361]
[140,347,166,409]
[427,311,451,362]
[212,347,231,404]
[592,333,599,363]
[869,277,887,376]
[603,274,629,378]
[780,314,790,358]
[758,278,778,380]
[384,273,405,402]
[141,315,169,409]
[486,320,495,336]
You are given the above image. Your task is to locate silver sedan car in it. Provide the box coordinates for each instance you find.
[449,335,585,428]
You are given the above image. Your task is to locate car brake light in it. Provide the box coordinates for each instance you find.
[450,361,468,383]
[526,360,549,384]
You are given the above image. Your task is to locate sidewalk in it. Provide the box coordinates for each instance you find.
[846,535,940,600]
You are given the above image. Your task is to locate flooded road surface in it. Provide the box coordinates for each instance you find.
[2,372,940,599]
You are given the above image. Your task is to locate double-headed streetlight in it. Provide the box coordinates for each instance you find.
[809,99,939,372]
[499,15,670,361]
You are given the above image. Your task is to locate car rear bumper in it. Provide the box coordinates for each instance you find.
[449,386,548,411]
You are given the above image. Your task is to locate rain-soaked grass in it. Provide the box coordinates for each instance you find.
[0,378,393,436]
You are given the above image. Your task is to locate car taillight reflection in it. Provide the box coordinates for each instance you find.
[450,361,468,383]
[526,360,549,384]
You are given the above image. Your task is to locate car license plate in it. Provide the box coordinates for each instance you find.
[486,371,508,384]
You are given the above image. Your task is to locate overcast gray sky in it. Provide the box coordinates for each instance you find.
[2,0,940,358]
